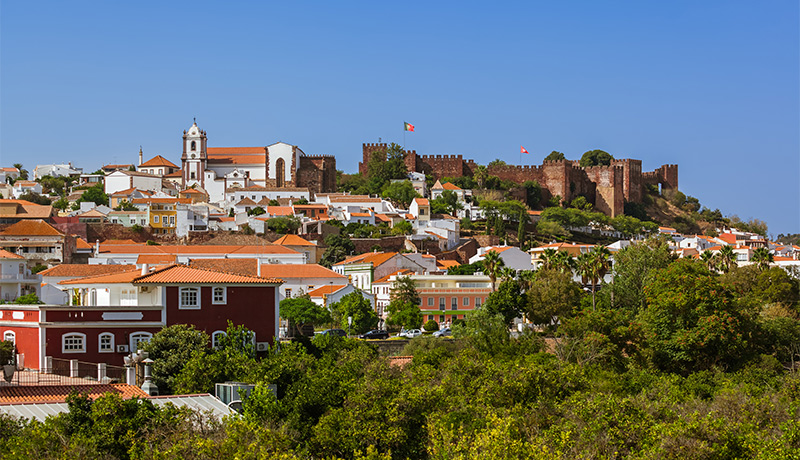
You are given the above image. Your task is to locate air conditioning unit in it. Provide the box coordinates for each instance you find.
[256,342,270,352]
[116,345,129,353]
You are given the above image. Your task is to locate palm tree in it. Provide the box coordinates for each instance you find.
[576,246,611,310]
[537,248,558,271]
[715,246,737,273]
[751,247,774,271]
[499,266,517,283]
[517,270,536,292]
[700,250,715,270]
[552,250,576,274]
[482,250,505,291]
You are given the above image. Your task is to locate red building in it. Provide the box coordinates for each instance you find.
[0,264,282,369]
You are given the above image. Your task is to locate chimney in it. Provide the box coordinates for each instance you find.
[257,262,262,277]
[140,263,149,276]
[139,146,143,167]
[94,239,100,257]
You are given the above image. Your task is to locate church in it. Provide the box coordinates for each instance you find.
[180,121,336,204]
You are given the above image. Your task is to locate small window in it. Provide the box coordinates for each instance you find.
[153,215,160,223]
[130,332,153,351]
[212,330,226,349]
[62,333,86,353]
[475,297,482,308]
[451,298,458,310]
[285,288,292,299]
[439,315,445,323]
[191,140,196,151]
[190,171,196,180]
[99,333,114,353]
[212,287,226,304]
[3,331,15,343]
[463,297,470,307]
[439,298,445,311]
[427,297,434,306]
[179,287,200,309]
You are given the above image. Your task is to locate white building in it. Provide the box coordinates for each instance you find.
[470,245,535,271]
[0,249,40,302]
[259,264,347,302]
[11,181,43,198]
[104,170,164,195]
[33,163,82,180]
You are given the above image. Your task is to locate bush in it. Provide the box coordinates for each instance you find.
[14,294,41,304]
[0,341,14,365]
[30,264,47,274]
[130,224,143,233]
[424,320,439,332]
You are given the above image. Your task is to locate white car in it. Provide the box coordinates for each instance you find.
[399,329,422,339]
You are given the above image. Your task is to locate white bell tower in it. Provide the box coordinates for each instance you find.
[181,119,207,188]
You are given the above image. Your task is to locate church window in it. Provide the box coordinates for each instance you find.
[191,141,196,151]
[190,172,196,180]
[276,158,285,187]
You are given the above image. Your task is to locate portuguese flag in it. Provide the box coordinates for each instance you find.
[404,122,415,132]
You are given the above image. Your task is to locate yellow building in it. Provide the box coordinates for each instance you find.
[131,197,191,235]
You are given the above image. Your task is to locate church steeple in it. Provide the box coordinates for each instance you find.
[181,120,208,188]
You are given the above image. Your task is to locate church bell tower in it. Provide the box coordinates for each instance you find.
[181,119,207,188]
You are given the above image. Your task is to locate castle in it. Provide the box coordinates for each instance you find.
[360,144,677,216]
[180,121,336,203]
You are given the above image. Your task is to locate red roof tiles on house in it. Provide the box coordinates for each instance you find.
[259,264,345,279]
[273,234,314,246]
[307,284,347,297]
[39,264,137,278]
[136,254,178,264]
[134,264,282,285]
[335,252,398,267]
[0,384,148,404]
[0,219,63,236]
[139,155,179,169]
[0,249,24,259]
[189,258,259,276]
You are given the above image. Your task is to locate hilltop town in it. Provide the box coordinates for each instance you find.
[1,122,799,457]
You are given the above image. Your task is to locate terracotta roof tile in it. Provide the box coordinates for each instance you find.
[0,219,63,236]
[98,243,300,256]
[0,383,148,404]
[236,197,257,206]
[437,260,461,269]
[307,284,347,297]
[134,264,282,284]
[40,264,137,278]
[0,201,54,219]
[103,239,140,245]
[273,234,314,246]
[350,212,371,217]
[413,197,430,206]
[59,268,143,285]
[441,182,462,190]
[0,249,24,259]
[139,155,178,169]
[329,195,381,203]
[75,238,92,250]
[335,252,397,267]
[131,197,192,205]
[189,258,259,276]
[137,254,178,264]
[373,269,414,284]
[259,264,345,279]
[266,206,294,216]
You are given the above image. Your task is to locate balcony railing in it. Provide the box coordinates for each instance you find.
[1,358,126,387]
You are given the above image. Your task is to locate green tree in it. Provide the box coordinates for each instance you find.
[76,184,108,206]
[700,249,715,270]
[640,258,752,374]
[366,143,407,195]
[473,165,488,188]
[481,250,505,291]
[381,180,419,208]
[522,180,542,209]
[52,196,69,211]
[579,149,614,167]
[386,276,423,329]
[431,189,463,216]
[714,245,737,273]
[751,247,774,271]
[248,206,266,216]
[575,245,612,310]
[601,236,674,312]
[14,293,41,304]
[280,297,332,336]
[266,216,301,234]
[330,291,378,334]
[544,151,566,161]
[12,163,28,180]
[525,269,583,329]
[391,220,413,235]
[141,324,209,395]
[18,192,52,206]
[320,234,355,268]
[483,278,525,326]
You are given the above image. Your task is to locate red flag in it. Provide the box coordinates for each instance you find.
[521,146,529,154]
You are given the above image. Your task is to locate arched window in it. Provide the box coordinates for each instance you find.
[275,158,285,187]
[211,330,226,349]
[191,140,196,151]
[98,333,114,353]
[3,331,15,343]
[129,332,152,352]
[62,333,86,353]
[89,289,97,306]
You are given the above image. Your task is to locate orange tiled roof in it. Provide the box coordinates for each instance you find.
[164,170,183,177]
[236,197,257,206]
[718,233,738,245]
[75,238,92,250]
[441,182,461,190]
[0,383,148,404]
[59,268,143,285]
[266,206,294,216]
[329,195,382,203]
[273,234,314,246]
[374,214,391,223]
[139,155,178,169]
[775,256,797,262]
[39,264,137,278]
[350,212,371,217]
[259,264,345,279]
[103,239,141,245]
[98,243,300,256]
[189,258,258,276]
[181,188,205,194]
[0,249,24,259]
[307,284,347,297]
[136,254,178,264]
[13,181,38,187]
[207,148,267,165]
[413,197,430,206]
[0,167,19,173]
[0,200,54,219]
[373,269,414,284]
[76,209,106,218]
[134,264,282,285]
[335,251,397,267]
[437,260,461,269]
[0,219,63,236]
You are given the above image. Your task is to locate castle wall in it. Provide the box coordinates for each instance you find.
[298,155,337,194]
[584,165,625,216]
[419,154,467,178]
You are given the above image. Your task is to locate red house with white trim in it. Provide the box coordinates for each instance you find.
[0,264,282,369]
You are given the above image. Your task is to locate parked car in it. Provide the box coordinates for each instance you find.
[358,329,389,340]
[320,328,347,337]
[399,328,422,339]
[433,327,451,337]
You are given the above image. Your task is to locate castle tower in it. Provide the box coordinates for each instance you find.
[181,120,207,188]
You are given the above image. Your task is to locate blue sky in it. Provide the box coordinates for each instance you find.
[1,2,798,235]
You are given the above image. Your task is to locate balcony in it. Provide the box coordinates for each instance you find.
[0,273,40,283]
